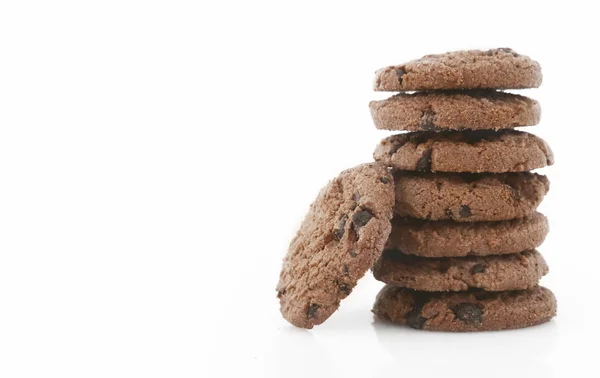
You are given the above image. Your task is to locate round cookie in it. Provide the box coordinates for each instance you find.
[374,48,542,91]
[374,130,553,173]
[276,163,395,328]
[369,90,541,131]
[386,212,549,257]
[372,250,548,292]
[372,285,556,332]
[394,172,549,222]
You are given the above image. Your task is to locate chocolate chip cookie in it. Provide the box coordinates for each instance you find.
[374,130,553,173]
[370,90,540,131]
[372,250,548,292]
[386,212,549,257]
[374,48,542,91]
[373,285,556,331]
[276,163,395,328]
[394,171,549,222]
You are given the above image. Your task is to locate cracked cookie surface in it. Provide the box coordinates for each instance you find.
[373,285,556,331]
[276,163,395,328]
[369,90,540,131]
[386,212,549,257]
[374,130,553,173]
[373,250,548,292]
[394,171,549,222]
[374,48,542,91]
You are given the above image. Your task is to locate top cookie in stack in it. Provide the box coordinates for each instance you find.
[369,48,557,332]
[373,48,542,92]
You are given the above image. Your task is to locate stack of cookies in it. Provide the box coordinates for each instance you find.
[370,48,557,331]
[276,48,556,331]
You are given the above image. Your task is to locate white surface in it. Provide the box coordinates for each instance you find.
[0,1,598,377]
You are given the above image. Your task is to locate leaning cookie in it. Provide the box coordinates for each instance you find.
[374,48,542,91]
[370,90,540,131]
[372,250,548,292]
[374,130,553,173]
[394,172,549,222]
[386,213,549,257]
[276,163,395,328]
[373,285,556,332]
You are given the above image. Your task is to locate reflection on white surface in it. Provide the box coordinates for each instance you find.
[372,317,558,377]
[269,312,560,378]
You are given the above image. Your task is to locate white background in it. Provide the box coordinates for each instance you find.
[0,1,598,377]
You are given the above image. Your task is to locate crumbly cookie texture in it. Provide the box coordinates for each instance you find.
[276,163,395,328]
[373,285,556,331]
[372,250,548,292]
[369,90,540,131]
[385,212,549,257]
[374,130,553,173]
[374,48,542,91]
[393,171,549,222]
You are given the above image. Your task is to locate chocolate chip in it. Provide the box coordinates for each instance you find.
[459,205,472,218]
[389,141,404,155]
[349,251,358,257]
[277,288,286,298]
[307,304,320,319]
[395,67,406,84]
[352,210,374,231]
[415,148,433,171]
[452,303,483,324]
[339,283,351,294]
[380,176,390,184]
[510,187,522,200]
[407,310,427,330]
[419,110,437,131]
[471,263,486,274]
[437,259,452,273]
[407,293,429,329]
[342,265,349,275]
[497,47,518,56]
[333,215,348,240]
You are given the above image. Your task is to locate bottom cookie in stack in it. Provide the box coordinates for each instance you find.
[372,285,556,332]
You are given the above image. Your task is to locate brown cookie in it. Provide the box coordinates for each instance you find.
[370,90,540,131]
[372,250,548,292]
[386,212,549,257]
[276,163,395,328]
[373,285,556,332]
[374,48,542,91]
[374,130,553,173]
[394,171,549,222]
